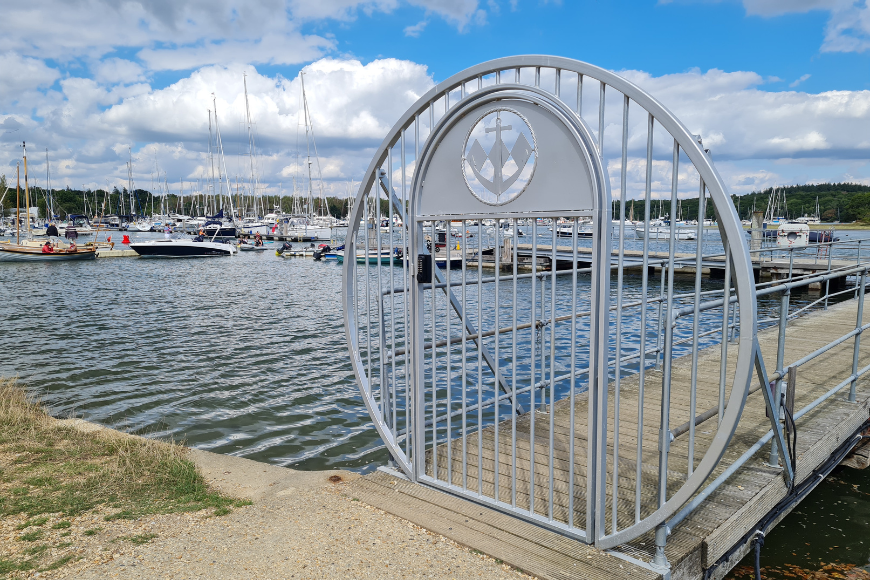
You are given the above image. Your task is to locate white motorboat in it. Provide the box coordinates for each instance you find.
[635,224,697,240]
[129,238,236,257]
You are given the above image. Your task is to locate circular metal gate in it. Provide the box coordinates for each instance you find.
[343,56,757,549]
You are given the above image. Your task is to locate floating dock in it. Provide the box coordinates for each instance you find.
[351,298,870,580]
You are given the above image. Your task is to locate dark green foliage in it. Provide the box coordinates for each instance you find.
[617,182,870,224]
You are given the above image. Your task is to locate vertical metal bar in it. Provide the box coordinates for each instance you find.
[446,216,453,486]
[768,282,790,466]
[689,179,705,476]
[568,216,578,529]
[825,244,833,310]
[404,127,412,458]
[430,221,438,479]
[719,252,732,425]
[375,164,386,424]
[555,68,561,98]
[548,218,557,521]
[612,95,629,533]
[478,76,482,92]
[851,270,866,402]
[512,217,519,508]
[635,113,654,524]
[535,66,540,87]
[530,218,537,516]
[490,219,499,501]
[598,83,605,154]
[477,218,484,496]
[655,258,666,371]
[462,218,468,490]
[515,67,520,84]
[658,140,680,510]
[577,74,583,115]
[388,147,396,432]
[364,190,372,411]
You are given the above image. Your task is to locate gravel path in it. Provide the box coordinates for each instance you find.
[48,450,533,580]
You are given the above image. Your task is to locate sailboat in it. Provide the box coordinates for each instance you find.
[284,71,334,241]
[0,143,96,261]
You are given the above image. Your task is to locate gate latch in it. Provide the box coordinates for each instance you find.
[417,254,432,283]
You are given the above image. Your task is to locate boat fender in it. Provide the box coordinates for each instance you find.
[122,235,131,245]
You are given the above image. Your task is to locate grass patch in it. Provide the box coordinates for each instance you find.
[18,530,43,542]
[0,558,35,576]
[23,545,48,556]
[16,516,48,529]
[41,555,75,571]
[119,533,157,545]
[0,378,244,574]
[83,527,101,536]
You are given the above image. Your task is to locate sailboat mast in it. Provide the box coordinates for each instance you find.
[300,72,327,218]
[243,73,259,218]
[212,94,236,219]
[23,142,31,235]
[45,148,52,221]
[16,164,20,245]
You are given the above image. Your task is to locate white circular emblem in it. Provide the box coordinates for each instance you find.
[462,108,537,206]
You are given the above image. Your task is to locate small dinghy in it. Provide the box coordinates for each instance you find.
[276,241,316,258]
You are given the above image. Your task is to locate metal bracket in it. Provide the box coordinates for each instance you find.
[753,339,795,486]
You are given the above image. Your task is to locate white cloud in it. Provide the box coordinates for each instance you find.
[617,68,870,162]
[789,73,811,88]
[742,0,870,53]
[0,53,60,99]
[0,57,434,195]
[0,0,486,71]
[404,20,428,36]
[93,58,146,85]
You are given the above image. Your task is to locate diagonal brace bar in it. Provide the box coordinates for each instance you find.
[753,338,795,486]
[378,170,524,414]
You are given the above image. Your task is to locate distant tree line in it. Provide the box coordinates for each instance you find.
[0,178,356,220]
[3,176,869,223]
[614,182,870,223]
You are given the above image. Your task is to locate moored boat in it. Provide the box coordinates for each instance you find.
[0,239,96,261]
[129,238,236,257]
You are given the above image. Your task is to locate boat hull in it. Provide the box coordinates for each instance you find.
[129,240,235,257]
[0,247,96,262]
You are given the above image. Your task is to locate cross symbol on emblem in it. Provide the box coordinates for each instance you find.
[465,109,535,204]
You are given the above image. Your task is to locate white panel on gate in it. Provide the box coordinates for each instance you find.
[418,98,597,217]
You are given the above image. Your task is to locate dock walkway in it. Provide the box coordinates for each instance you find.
[352,297,870,580]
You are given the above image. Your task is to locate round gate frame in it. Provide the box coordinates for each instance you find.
[342,55,758,547]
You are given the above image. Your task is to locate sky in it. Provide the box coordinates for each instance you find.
[1,0,869,202]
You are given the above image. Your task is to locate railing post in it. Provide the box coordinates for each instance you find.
[653,523,670,571]
[824,243,833,310]
[850,269,866,403]
[768,286,790,466]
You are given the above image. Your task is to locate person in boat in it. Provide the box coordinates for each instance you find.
[193,234,204,242]
[68,241,77,252]
[46,223,59,238]
[41,241,54,253]
[254,232,263,247]
[164,224,172,239]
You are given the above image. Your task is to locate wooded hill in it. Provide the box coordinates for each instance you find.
[617,182,870,223]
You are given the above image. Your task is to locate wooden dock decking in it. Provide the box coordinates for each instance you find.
[351,298,870,580]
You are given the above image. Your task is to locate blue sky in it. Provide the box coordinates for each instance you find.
[1,0,868,198]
